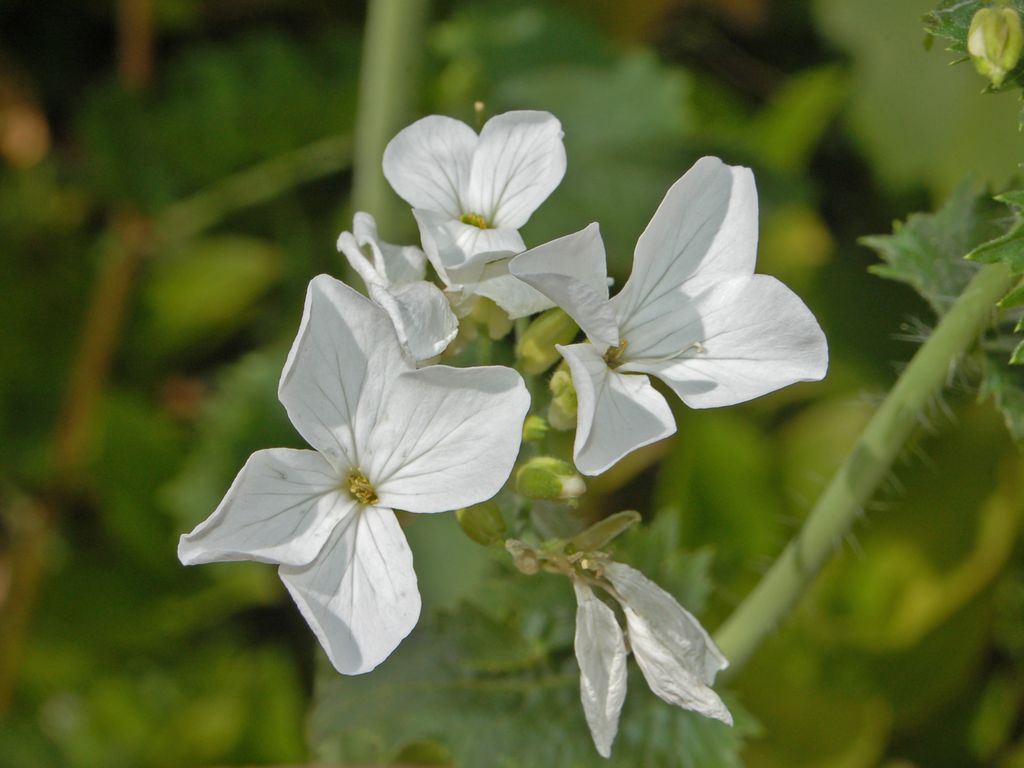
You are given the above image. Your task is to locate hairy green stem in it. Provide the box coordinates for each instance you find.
[714,262,1014,676]
[351,0,428,232]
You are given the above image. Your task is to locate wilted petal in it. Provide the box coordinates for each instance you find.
[370,280,458,361]
[178,448,349,567]
[619,274,827,409]
[369,365,529,513]
[351,211,426,284]
[510,223,619,348]
[558,343,675,476]
[465,110,567,229]
[279,506,421,675]
[279,275,411,469]
[604,562,731,724]
[383,115,477,219]
[574,581,628,759]
[611,157,757,325]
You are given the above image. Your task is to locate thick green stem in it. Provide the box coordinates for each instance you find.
[351,0,428,232]
[714,262,1014,676]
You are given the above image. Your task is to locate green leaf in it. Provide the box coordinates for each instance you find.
[142,236,282,354]
[997,277,1024,307]
[980,352,1024,441]
[995,189,1024,208]
[861,181,1003,315]
[967,222,1024,273]
[310,614,752,768]
[1011,338,1024,364]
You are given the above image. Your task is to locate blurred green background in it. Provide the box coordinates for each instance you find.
[1,0,1023,766]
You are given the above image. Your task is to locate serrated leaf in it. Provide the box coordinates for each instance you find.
[979,353,1024,442]
[967,222,1024,273]
[997,278,1024,307]
[996,189,1024,208]
[862,181,1003,315]
[1011,339,1024,364]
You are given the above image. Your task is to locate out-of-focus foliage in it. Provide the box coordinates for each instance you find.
[3,0,1024,766]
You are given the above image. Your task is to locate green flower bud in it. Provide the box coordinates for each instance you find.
[456,501,507,546]
[515,456,586,501]
[968,7,1023,87]
[522,414,551,442]
[515,308,579,374]
[470,296,513,339]
[547,365,578,430]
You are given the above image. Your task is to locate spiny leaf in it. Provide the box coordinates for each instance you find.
[861,181,1004,316]
[967,222,1024,273]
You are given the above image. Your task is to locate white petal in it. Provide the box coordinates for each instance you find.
[352,211,426,285]
[337,230,384,289]
[178,448,349,567]
[471,271,554,319]
[369,365,529,513]
[279,506,420,675]
[450,255,554,320]
[382,115,477,219]
[370,280,458,361]
[574,581,628,759]
[509,223,619,348]
[558,343,676,476]
[279,275,412,469]
[611,157,758,325]
[604,562,731,725]
[465,110,567,229]
[619,274,828,409]
[413,208,526,278]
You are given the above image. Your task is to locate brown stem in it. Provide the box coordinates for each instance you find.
[117,0,154,89]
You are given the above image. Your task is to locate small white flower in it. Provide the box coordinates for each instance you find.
[178,275,529,674]
[337,211,458,361]
[382,110,567,318]
[510,156,828,475]
[573,562,730,758]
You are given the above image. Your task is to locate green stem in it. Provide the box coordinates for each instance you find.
[714,262,1014,676]
[154,134,352,250]
[351,0,428,233]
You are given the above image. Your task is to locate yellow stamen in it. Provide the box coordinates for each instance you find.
[347,470,379,506]
[460,212,489,229]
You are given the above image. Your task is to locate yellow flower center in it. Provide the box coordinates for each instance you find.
[602,339,628,368]
[347,470,379,506]
[460,212,489,229]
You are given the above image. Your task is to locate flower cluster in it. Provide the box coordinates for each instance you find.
[179,109,827,756]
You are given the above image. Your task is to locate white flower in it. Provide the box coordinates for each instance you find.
[510,156,828,475]
[573,562,730,758]
[178,275,529,674]
[337,211,458,361]
[382,110,567,318]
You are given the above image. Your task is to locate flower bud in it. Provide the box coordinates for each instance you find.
[522,414,551,442]
[470,296,513,339]
[548,365,578,430]
[515,308,579,374]
[515,456,586,501]
[456,501,507,547]
[968,7,1023,87]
